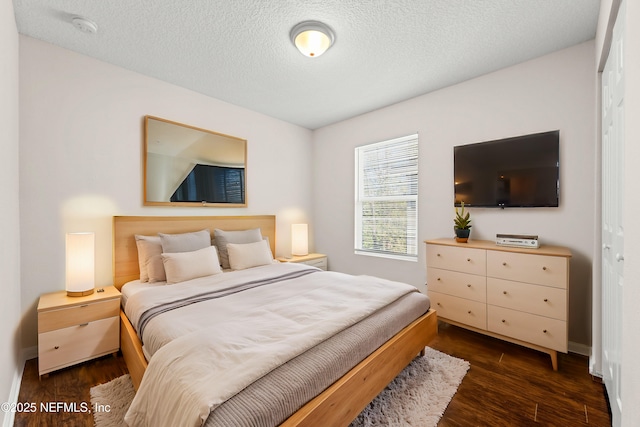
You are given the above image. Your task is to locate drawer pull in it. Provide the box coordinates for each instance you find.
[544,298,549,302]
[79,323,89,327]
[437,302,442,306]
[543,329,548,334]
[437,277,441,281]
[80,304,89,308]
[466,284,471,288]
[437,253,441,257]
[54,346,59,350]
[502,262,507,266]
[503,291,507,295]
[467,258,471,262]
[542,266,547,271]
[467,310,472,314]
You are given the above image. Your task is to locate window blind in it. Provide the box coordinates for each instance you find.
[355,134,418,260]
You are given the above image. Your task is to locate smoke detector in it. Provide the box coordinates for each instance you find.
[71,16,98,34]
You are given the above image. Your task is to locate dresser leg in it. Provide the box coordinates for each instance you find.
[550,350,558,371]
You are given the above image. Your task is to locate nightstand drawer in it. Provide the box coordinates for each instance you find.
[426,244,486,276]
[427,267,486,302]
[302,257,327,270]
[487,251,568,289]
[488,305,567,352]
[38,298,120,333]
[38,316,119,374]
[487,278,566,320]
[428,291,487,330]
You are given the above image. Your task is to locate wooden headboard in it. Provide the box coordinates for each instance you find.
[113,215,276,289]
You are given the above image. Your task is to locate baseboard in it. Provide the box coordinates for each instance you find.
[1,347,34,427]
[2,369,20,427]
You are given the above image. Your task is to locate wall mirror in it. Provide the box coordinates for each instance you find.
[144,116,247,207]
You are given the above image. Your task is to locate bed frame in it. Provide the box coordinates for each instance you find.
[113,215,437,427]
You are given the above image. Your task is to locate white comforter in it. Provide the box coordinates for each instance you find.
[124,263,419,427]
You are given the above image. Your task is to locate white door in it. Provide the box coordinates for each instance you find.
[601,2,624,425]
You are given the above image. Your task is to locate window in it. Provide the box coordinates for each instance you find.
[355,134,418,261]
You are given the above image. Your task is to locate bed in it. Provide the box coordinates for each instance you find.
[113,215,437,427]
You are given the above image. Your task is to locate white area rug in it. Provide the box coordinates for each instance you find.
[350,347,470,427]
[91,347,468,427]
[90,374,135,427]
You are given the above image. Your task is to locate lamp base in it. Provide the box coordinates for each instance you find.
[67,289,94,297]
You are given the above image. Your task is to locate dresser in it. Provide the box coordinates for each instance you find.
[38,286,121,376]
[425,238,571,370]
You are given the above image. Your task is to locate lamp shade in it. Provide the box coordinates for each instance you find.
[66,232,95,297]
[291,224,309,256]
[290,21,335,57]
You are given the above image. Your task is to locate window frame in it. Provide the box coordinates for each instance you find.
[354,133,419,262]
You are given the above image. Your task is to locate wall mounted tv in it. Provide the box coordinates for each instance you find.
[454,130,559,208]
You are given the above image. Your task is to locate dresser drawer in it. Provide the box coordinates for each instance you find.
[426,244,486,276]
[38,316,119,374]
[427,267,486,302]
[487,251,568,289]
[487,278,566,320]
[488,306,567,352]
[38,298,120,333]
[428,291,487,330]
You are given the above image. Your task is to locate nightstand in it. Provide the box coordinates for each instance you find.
[37,286,121,376]
[277,253,328,270]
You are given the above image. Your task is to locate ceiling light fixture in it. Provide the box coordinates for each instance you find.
[71,16,98,34]
[290,21,335,58]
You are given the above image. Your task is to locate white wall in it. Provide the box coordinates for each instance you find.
[0,2,22,426]
[313,41,596,348]
[19,36,314,349]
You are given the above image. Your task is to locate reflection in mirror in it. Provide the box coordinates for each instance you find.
[144,116,247,207]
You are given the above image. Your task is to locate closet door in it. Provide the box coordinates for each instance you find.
[601,2,624,425]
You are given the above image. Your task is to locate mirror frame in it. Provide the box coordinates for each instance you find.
[143,116,247,207]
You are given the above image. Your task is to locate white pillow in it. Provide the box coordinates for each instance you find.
[135,235,162,283]
[161,245,222,284]
[227,240,274,271]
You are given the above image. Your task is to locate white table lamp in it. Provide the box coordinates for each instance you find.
[291,224,309,256]
[66,232,95,297]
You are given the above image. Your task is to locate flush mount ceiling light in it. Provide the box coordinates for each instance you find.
[71,16,98,34]
[290,20,335,58]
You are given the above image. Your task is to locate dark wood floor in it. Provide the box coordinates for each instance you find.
[14,322,610,426]
[14,354,127,427]
[430,323,611,426]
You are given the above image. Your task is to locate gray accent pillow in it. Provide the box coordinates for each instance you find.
[214,228,263,269]
[159,229,211,254]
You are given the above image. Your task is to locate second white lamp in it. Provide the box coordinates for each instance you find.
[291,224,309,256]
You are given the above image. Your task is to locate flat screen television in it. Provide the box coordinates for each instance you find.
[454,130,559,208]
[171,164,245,204]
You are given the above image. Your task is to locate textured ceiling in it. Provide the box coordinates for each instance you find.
[13,0,600,129]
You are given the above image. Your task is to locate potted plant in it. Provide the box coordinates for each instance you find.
[454,202,472,243]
